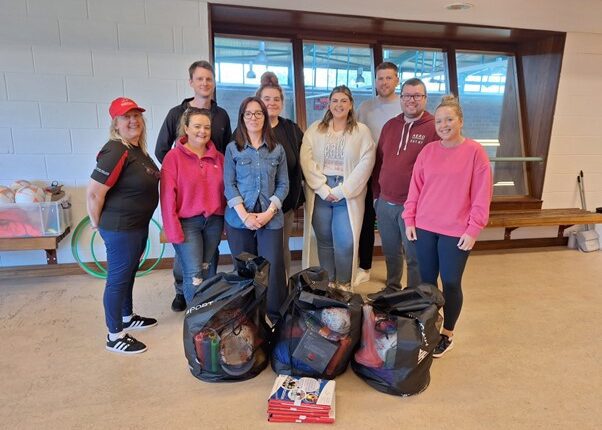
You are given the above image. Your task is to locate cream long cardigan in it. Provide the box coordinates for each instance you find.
[300,120,376,286]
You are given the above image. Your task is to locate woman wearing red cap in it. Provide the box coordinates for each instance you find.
[87,97,160,354]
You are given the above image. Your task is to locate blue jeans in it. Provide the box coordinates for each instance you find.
[312,176,353,283]
[173,246,221,295]
[173,215,224,305]
[376,199,421,289]
[225,224,286,321]
[99,227,148,334]
[415,228,470,332]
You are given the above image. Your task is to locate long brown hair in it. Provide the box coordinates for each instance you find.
[317,85,358,134]
[234,97,276,152]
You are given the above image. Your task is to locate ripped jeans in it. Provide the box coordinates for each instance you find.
[173,214,224,305]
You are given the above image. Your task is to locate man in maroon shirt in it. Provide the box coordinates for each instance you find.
[370,78,439,297]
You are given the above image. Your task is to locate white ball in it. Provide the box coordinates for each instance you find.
[10,179,31,191]
[15,185,45,203]
[0,186,15,204]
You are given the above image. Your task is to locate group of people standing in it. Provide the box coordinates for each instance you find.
[86,59,492,358]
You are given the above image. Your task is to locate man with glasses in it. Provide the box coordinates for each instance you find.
[369,78,438,297]
[356,62,402,284]
[155,60,232,312]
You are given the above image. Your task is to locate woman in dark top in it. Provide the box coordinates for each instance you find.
[256,72,304,278]
[87,97,160,355]
[223,96,289,322]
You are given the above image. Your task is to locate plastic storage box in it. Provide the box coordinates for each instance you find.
[0,195,72,238]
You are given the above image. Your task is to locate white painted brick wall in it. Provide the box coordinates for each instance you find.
[148,54,199,79]
[59,19,118,50]
[67,76,124,103]
[71,129,109,153]
[33,47,93,75]
[5,73,67,102]
[87,0,146,24]
[92,50,149,78]
[40,102,98,128]
[146,0,201,26]
[46,154,96,179]
[0,15,60,46]
[118,23,174,52]
[123,78,179,107]
[0,128,13,154]
[27,0,88,19]
[0,45,34,73]
[0,101,41,127]
[183,27,207,55]
[12,129,71,154]
[0,155,47,179]
[0,0,27,16]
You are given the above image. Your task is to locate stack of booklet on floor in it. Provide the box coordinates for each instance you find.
[268,374,336,424]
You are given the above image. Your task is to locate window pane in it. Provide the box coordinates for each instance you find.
[302,42,373,126]
[214,36,295,129]
[383,47,448,113]
[456,52,526,195]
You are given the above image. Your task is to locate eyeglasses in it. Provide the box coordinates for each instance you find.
[243,111,264,119]
[401,94,426,101]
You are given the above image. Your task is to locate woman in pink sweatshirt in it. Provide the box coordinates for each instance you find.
[160,107,226,306]
[403,95,492,358]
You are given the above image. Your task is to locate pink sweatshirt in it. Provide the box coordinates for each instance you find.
[160,138,225,244]
[402,138,492,238]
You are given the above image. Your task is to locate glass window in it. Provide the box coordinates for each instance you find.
[214,36,295,129]
[383,47,448,113]
[303,42,373,126]
[456,52,526,195]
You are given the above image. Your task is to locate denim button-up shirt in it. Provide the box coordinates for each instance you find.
[224,140,289,230]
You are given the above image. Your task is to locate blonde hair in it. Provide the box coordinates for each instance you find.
[109,114,148,155]
[436,95,463,121]
[317,85,358,134]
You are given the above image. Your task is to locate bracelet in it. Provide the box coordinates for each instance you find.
[269,206,278,215]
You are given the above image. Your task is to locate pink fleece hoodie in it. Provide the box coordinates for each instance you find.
[402,138,492,238]
[160,137,225,243]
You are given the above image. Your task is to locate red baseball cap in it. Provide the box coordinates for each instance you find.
[109,97,146,119]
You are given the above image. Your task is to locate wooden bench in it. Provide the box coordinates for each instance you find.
[475,208,602,250]
[0,227,71,264]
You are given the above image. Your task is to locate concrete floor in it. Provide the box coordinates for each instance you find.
[0,248,600,429]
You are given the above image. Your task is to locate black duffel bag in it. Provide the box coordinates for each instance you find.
[183,253,271,382]
[271,267,363,379]
[351,283,444,396]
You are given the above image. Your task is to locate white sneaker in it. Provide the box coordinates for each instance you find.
[355,268,371,284]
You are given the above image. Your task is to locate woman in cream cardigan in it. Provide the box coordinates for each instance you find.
[300,85,376,290]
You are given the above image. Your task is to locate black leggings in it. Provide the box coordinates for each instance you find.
[358,181,375,270]
[415,228,470,332]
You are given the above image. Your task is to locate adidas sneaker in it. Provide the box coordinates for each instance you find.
[122,314,158,331]
[106,334,147,354]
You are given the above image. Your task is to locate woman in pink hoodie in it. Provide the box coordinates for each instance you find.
[403,95,492,358]
[160,107,226,306]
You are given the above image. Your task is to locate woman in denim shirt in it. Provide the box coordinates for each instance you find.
[224,96,289,321]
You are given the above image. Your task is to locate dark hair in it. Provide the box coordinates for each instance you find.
[317,85,358,134]
[436,94,464,121]
[256,71,284,101]
[188,60,215,79]
[401,77,427,95]
[234,97,276,152]
[178,107,211,139]
[376,62,399,74]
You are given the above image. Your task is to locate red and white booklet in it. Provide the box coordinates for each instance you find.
[268,375,336,423]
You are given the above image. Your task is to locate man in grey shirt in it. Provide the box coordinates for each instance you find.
[356,62,402,284]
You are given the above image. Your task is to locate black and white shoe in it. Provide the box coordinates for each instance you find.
[106,334,147,354]
[122,314,158,331]
[433,334,454,358]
